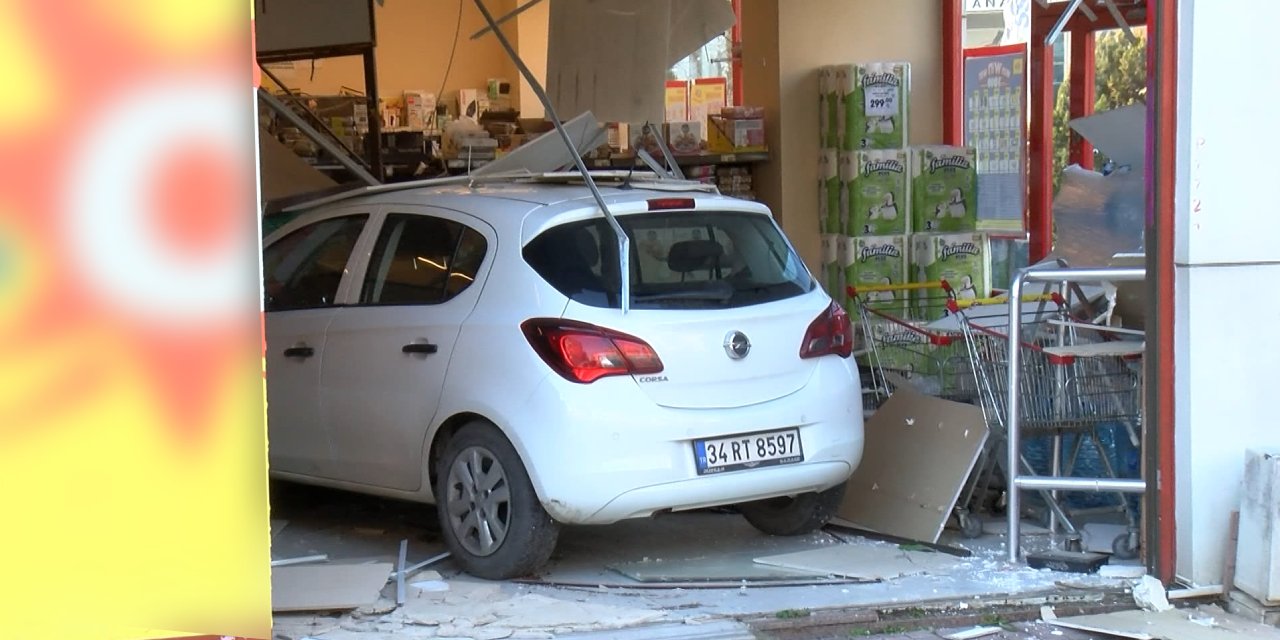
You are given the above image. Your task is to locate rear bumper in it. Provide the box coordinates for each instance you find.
[499,356,865,525]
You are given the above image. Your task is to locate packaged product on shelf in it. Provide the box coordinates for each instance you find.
[847,148,910,236]
[844,62,910,150]
[820,149,841,234]
[665,120,704,154]
[606,122,628,152]
[628,122,663,156]
[845,235,909,317]
[911,146,978,233]
[911,232,991,321]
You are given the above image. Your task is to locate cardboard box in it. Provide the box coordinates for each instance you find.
[911,232,991,321]
[911,146,979,233]
[629,122,663,156]
[848,149,910,236]
[665,120,704,154]
[707,115,766,153]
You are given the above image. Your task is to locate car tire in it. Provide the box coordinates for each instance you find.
[738,483,847,536]
[435,421,559,580]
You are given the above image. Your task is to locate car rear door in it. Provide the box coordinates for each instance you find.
[319,207,495,491]
[263,211,371,476]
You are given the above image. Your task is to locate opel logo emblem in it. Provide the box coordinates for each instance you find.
[724,331,751,360]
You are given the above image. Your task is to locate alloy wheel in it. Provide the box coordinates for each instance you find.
[445,446,512,557]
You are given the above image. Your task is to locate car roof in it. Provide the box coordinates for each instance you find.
[275,173,772,245]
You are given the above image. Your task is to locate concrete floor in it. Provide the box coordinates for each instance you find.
[268,482,1149,640]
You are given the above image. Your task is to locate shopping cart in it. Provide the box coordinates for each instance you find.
[847,281,974,408]
[950,294,1144,551]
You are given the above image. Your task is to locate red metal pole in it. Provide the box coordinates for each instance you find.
[1147,0,1177,585]
[730,0,743,106]
[941,0,964,145]
[1068,30,1096,169]
[1028,16,1055,261]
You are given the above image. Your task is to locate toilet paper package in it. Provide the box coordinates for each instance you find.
[844,235,909,317]
[911,232,991,321]
[864,319,934,376]
[820,150,842,234]
[837,150,857,236]
[843,62,910,150]
[847,149,910,237]
[820,233,841,300]
[911,146,978,233]
[819,67,838,149]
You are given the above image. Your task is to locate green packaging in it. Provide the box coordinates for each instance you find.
[911,146,979,233]
[847,149,910,237]
[845,235,909,318]
[911,232,991,321]
[843,62,910,150]
[820,150,841,234]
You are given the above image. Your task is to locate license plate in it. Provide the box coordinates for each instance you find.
[693,428,803,475]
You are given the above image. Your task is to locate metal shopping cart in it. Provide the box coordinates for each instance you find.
[847,281,975,409]
[950,294,1144,552]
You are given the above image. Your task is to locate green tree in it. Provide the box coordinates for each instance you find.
[1051,29,1147,192]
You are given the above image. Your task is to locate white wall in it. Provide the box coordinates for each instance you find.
[1174,0,1280,586]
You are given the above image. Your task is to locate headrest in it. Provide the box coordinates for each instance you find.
[667,239,724,273]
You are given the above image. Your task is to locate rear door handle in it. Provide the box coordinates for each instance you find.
[402,342,438,355]
[283,345,315,358]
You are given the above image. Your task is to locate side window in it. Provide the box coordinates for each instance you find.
[360,213,488,305]
[263,215,368,312]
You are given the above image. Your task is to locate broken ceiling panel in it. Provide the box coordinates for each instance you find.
[546,0,734,123]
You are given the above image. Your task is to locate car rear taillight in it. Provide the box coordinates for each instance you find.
[799,301,854,359]
[521,319,664,383]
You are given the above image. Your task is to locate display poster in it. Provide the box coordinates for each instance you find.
[665,80,690,122]
[963,44,1028,232]
[689,77,728,127]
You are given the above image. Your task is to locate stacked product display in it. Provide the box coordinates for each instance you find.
[817,61,990,324]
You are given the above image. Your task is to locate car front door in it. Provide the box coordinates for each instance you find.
[319,208,494,490]
[263,212,371,476]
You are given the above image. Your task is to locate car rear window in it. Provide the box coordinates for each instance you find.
[523,210,814,310]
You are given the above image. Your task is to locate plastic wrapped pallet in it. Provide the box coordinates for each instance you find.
[820,233,841,301]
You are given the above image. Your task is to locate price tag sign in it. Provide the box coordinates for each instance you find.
[865,85,898,117]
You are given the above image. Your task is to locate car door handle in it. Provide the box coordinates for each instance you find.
[282,345,315,358]
[402,342,439,355]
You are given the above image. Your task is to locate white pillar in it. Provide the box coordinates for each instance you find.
[1174,0,1280,586]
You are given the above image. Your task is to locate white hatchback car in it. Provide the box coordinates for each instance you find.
[263,174,865,579]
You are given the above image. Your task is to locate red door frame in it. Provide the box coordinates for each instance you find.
[941,0,1176,582]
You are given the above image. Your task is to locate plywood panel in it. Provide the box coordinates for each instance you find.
[836,381,988,543]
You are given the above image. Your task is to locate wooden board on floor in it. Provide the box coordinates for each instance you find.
[836,376,989,543]
[271,562,392,612]
[753,543,962,580]
[1047,607,1280,640]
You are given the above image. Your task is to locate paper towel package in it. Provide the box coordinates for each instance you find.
[911,232,991,321]
[845,235,909,317]
[912,146,978,233]
[848,149,910,237]
[820,149,842,234]
[843,62,910,150]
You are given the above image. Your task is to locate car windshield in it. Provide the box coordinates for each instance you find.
[523,210,814,310]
